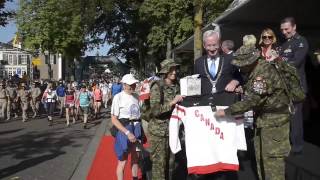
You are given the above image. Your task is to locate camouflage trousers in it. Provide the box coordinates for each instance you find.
[7,100,18,119]
[0,99,7,119]
[30,98,40,115]
[254,121,290,180]
[20,101,29,121]
[149,134,174,180]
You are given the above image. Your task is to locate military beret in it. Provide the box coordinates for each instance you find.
[231,45,261,67]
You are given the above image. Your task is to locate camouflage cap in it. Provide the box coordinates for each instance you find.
[159,58,179,74]
[231,45,261,67]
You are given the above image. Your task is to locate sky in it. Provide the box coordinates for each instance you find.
[0,0,110,56]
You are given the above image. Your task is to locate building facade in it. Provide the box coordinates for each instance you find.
[0,42,64,81]
[0,42,32,80]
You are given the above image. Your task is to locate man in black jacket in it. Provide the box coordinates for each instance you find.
[194,30,241,106]
[279,17,309,154]
[193,30,241,180]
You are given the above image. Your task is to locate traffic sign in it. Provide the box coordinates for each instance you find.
[32,57,42,66]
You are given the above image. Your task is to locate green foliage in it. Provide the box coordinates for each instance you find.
[0,0,14,27]
[139,0,194,55]
[16,0,86,58]
[15,0,232,73]
[203,0,233,24]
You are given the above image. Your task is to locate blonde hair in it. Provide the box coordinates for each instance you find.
[259,28,277,45]
[243,34,257,46]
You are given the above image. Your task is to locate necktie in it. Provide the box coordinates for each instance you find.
[209,59,216,77]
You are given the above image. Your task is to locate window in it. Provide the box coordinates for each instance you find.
[50,54,56,64]
[20,55,28,64]
[2,53,8,61]
[8,54,13,65]
[13,54,17,65]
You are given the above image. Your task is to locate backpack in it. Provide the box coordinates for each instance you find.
[79,91,90,106]
[139,80,164,122]
[272,60,306,112]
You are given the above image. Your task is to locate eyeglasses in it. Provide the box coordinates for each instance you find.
[262,35,273,40]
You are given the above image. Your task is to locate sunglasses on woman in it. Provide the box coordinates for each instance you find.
[262,35,273,40]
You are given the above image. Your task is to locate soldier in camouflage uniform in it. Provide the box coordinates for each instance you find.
[6,81,18,120]
[0,82,8,120]
[16,83,31,122]
[30,81,42,118]
[216,36,291,180]
[148,59,184,180]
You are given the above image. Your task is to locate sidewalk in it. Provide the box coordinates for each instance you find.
[70,115,112,180]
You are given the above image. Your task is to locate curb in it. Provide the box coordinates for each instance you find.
[69,117,109,180]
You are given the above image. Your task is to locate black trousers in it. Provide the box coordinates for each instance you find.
[290,103,304,152]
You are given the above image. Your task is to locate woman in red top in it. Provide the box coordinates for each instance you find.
[93,84,103,119]
[259,28,279,61]
[65,83,76,127]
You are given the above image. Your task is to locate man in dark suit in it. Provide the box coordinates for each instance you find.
[221,40,235,56]
[194,30,241,106]
[192,30,241,180]
[279,17,309,154]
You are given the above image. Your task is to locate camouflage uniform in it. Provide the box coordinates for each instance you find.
[0,83,8,120]
[148,59,180,180]
[30,83,42,118]
[6,83,18,120]
[224,44,291,180]
[17,83,31,122]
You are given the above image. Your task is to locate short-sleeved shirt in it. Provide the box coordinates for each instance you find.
[111,83,122,97]
[111,91,140,119]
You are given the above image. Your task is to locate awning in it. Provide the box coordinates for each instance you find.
[174,0,320,53]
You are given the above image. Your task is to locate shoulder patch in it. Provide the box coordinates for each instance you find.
[252,76,267,95]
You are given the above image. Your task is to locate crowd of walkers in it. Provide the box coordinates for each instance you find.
[0,78,121,128]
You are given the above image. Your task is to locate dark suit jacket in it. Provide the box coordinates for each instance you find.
[280,33,309,92]
[194,53,241,106]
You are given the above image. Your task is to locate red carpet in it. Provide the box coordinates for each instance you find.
[87,136,145,180]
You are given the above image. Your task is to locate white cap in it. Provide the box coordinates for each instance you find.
[121,74,139,85]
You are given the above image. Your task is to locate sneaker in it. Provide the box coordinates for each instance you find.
[5,118,10,121]
[32,114,37,118]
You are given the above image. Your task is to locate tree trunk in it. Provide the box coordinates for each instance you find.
[194,0,203,63]
[166,37,172,59]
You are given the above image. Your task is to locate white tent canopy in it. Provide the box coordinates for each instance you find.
[174,0,320,53]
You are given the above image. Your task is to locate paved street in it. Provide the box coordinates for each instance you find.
[0,111,109,180]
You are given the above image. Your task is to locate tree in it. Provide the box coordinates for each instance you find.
[193,0,232,61]
[140,0,193,60]
[194,0,204,61]
[17,0,86,55]
[0,0,14,27]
